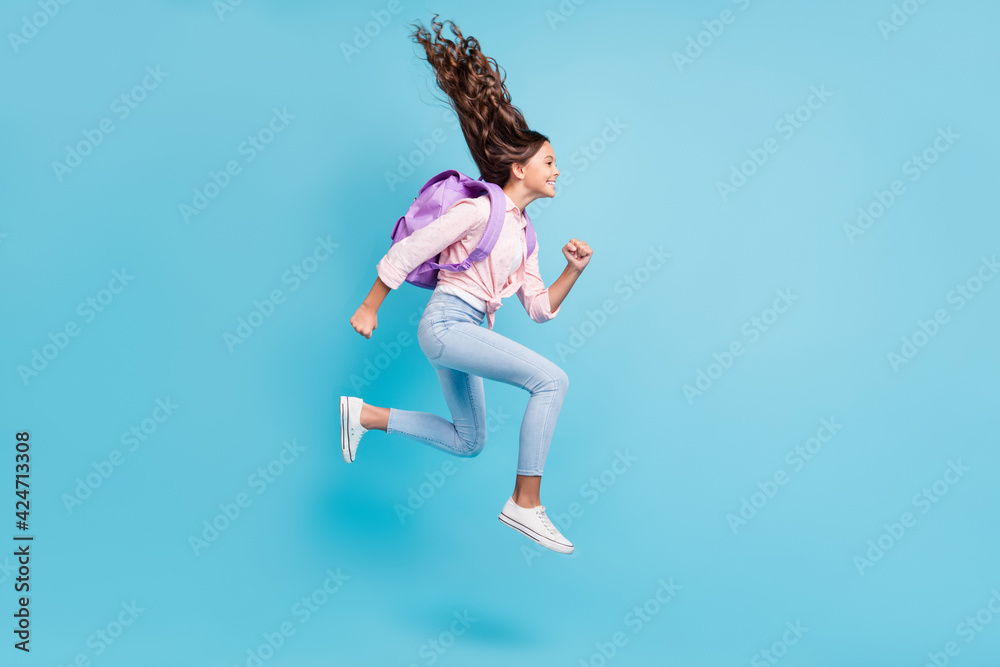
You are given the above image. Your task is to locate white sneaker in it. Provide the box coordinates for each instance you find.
[340,396,368,463]
[498,496,574,554]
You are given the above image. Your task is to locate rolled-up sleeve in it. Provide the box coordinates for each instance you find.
[517,241,561,322]
[376,197,484,289]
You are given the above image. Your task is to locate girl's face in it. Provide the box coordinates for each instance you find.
[520,141,560,198]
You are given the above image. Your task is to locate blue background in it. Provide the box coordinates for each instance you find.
[2,0,998,665]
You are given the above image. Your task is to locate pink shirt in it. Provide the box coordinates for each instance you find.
[376,191,561,330]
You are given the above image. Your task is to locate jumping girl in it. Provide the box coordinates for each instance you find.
[342,15,592,554]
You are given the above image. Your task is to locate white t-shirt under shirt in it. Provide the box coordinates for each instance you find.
[434,249,522,313]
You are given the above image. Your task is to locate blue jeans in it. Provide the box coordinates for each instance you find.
[385,290,569,476]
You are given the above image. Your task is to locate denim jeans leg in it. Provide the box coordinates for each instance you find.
[387,291,568,476]
[386,365,486,457]
[384,295,487,457]
[429,321,569,476]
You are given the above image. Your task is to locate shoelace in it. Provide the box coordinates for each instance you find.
[534,506,557,535]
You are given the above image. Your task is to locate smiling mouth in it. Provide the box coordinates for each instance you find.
[546,181,556,187]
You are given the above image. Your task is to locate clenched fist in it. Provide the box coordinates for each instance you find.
[350,303,378,339]
[562,238,592,272]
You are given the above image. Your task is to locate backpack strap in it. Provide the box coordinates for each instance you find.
[425,175,507,272]
[524,210,537,259]
[467,181,507,263]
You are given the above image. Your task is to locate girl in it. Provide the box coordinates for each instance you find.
[343,15,592,555]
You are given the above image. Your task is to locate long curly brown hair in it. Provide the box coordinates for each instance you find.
[410,15,549,188]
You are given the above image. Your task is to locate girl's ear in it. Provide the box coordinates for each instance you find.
[510,162,525,181]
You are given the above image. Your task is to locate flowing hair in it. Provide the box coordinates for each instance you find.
[409,15,548,187]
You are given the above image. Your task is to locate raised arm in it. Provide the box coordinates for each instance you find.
[517,237,590,323]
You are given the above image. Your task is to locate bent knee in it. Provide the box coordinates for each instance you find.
[531,364,569,395]
[458,430,486,457]
[553,366,569,393]
[460,440,485,457]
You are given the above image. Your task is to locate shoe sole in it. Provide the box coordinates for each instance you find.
[340,396,354,463]
[498,511,574,554]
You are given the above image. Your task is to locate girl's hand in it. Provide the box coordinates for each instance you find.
[350,303,378,339]
[562,238,592,272]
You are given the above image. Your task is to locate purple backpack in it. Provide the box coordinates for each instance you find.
[388,169,537,289]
